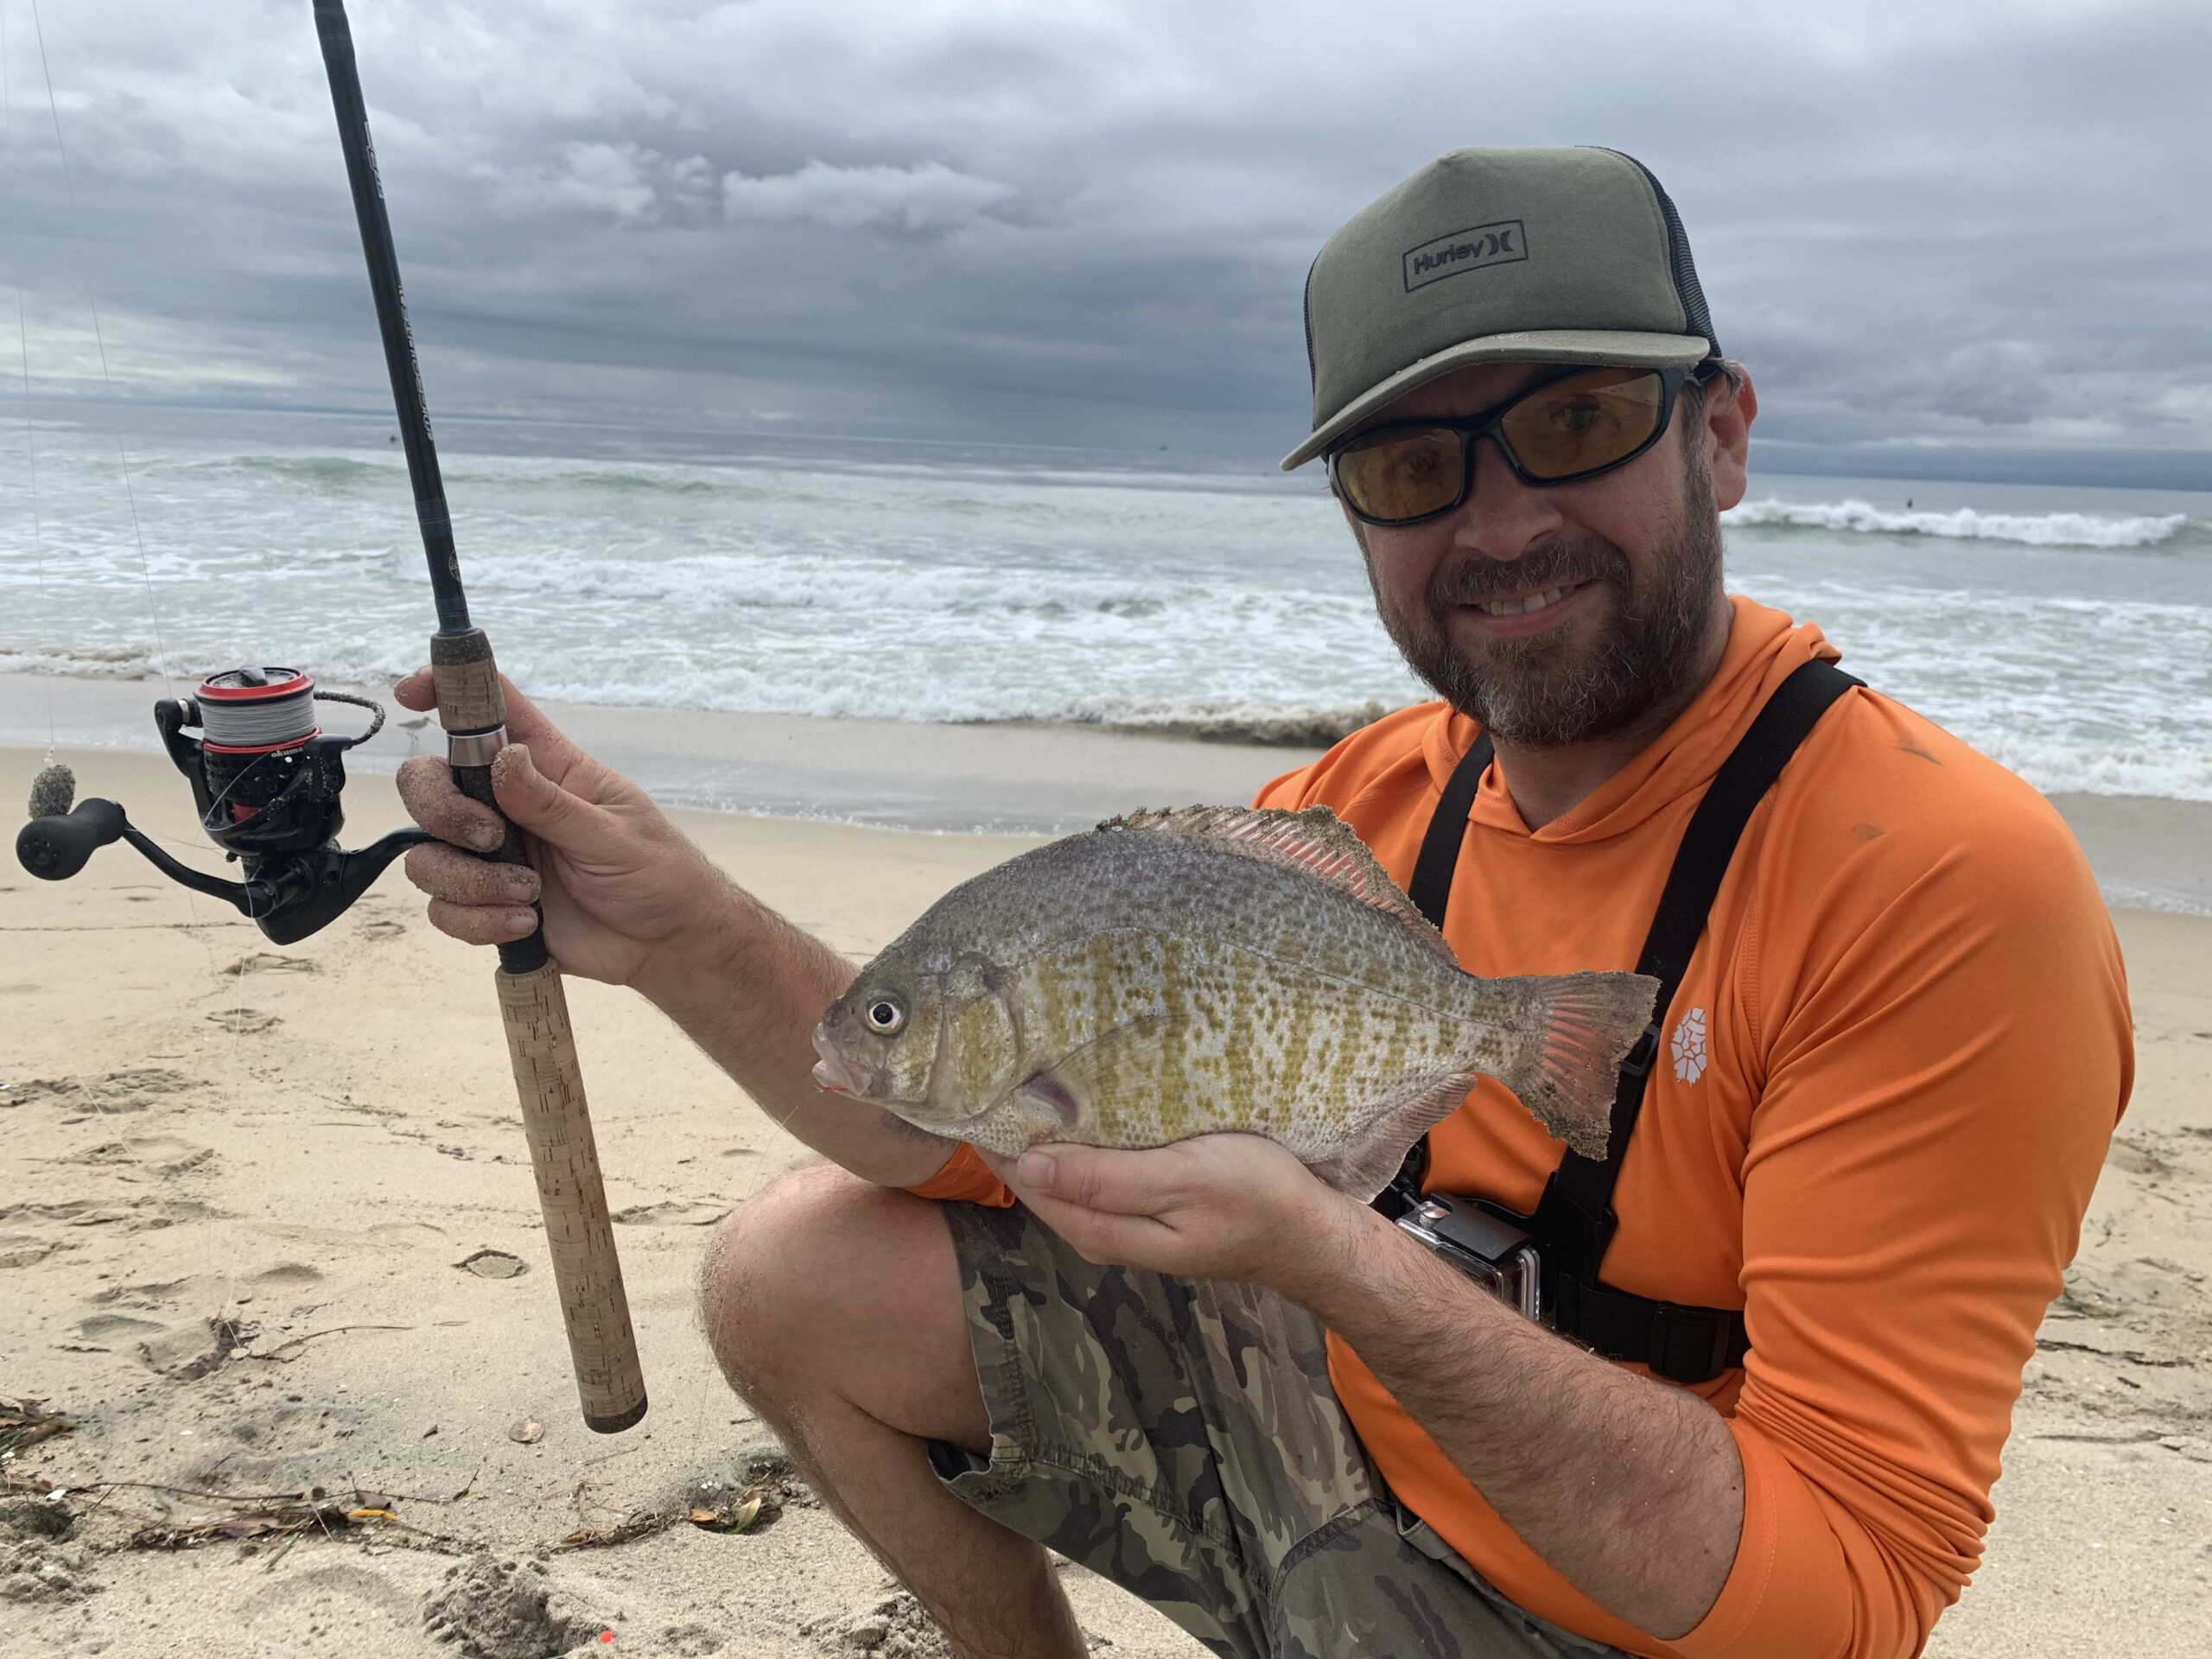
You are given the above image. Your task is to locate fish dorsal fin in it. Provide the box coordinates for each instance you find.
[1097,804,1450,951]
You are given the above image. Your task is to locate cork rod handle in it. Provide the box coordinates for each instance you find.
[498,963,647,1432]
[434,629,646,1432]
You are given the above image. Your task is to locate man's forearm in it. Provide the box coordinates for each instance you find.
[1285,1201,1744,1641]
[633,875,959,1189]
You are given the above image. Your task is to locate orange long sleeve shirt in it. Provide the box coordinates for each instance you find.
[912,596,2133,1659]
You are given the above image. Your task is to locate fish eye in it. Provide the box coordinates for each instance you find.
[863,996,905,1035]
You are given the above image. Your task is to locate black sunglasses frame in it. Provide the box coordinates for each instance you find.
[1327,361,1713,528]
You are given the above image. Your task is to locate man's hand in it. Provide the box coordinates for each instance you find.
[391,667,955,1189]
[975,1134,1363,1294]
[393,669,728,995]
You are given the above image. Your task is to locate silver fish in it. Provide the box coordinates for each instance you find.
[812,804,1655,1200]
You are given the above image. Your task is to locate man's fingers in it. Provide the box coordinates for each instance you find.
[404,842,540,908]
[395,669,436,713]
[1017,1186,1175,1267]
[395,755,506,851]
[488,743,624,858]
[424,897,540,948]
[1021,1143,1184,1216]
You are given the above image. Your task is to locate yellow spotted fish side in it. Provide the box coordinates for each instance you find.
[818,804,1657,1199]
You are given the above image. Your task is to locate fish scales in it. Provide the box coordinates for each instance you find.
[810,805,1657,1200]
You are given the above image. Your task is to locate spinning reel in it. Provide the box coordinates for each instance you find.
[16,667,432,946]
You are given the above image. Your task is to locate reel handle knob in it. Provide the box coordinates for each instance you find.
[16,798,128,880]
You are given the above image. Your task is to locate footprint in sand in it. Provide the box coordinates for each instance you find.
[73,1313,167,1344]
[136,1315,250,1380]
[7,1069,199,1114]
[70,1135,214,1175]
[1,1078,83,1109]
[0,1196,220,1233]
[226,951,321,976]
[611,1200,728,1227]
[456,1249,528,1280]
[89,1273,198,1309]
[356,918,408,942]
[236,1560,418,1637]
[0,1233,72,1270]
[208,1007,283,1034]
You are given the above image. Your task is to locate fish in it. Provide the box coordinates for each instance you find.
[810,804,1656,1201]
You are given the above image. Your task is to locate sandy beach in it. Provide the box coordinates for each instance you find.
[3,737,2207,1658]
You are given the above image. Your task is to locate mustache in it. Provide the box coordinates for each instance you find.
[1427,537,1630,608]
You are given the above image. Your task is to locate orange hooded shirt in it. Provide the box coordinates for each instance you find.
[912,596,2132,1659]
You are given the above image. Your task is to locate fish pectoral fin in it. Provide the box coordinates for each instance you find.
[1308,1071,1478,1203]
[1012,1011,1184,1129]
[1013,1069,1083,1128]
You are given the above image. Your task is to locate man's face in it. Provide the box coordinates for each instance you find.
[1344,359,1748,749]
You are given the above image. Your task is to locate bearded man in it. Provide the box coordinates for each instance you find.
[396,147,2131,1658]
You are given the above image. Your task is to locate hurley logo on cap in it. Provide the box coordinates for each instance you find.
[1401,219,1528,293]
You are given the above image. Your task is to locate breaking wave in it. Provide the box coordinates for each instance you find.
[1724,498,2193,550]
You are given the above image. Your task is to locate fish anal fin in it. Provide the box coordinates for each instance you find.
[1307,1071,1475,1203]
[1100,804,1444,947]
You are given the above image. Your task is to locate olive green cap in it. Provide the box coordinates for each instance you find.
[1282,146,1720,470]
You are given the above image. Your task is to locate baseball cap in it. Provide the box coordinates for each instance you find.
[1282,146,1720,471]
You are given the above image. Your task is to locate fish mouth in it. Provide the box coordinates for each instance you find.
[810,1024,876,1098]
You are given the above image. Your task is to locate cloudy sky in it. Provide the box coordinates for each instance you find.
[4,0,2209,484]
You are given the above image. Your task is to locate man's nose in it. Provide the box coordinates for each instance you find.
[1447,433,1566,562]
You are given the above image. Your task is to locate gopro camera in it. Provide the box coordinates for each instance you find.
[1395,1192,1542,1320]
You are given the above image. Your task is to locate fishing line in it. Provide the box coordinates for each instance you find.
[1,2,58,764]
[16,0,250,1332]
[26,0,177,709]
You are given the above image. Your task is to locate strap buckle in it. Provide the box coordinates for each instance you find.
[1618,1022,1662,1079]
[1646,1301,1738,1382]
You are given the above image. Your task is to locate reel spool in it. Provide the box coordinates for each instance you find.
[197,666,321,751]
[159,667,385,857]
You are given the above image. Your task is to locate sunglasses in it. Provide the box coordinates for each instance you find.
[1327,362,1712,527]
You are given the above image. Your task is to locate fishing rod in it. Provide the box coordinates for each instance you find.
[15,0,646,1434]
[310,0,645,1433]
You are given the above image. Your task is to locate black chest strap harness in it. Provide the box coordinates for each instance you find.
[1376,658,1862,1384]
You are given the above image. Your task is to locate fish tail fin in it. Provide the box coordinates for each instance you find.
[1491,972,1658,1160]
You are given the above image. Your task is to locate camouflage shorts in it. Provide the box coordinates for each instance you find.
[926,1200,1625,1659]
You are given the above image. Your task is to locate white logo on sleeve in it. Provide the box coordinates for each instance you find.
[1670,1007,1708,1084]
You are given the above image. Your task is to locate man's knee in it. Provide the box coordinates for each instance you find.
[702,1161,860,1389]
[700,1160,963,1406]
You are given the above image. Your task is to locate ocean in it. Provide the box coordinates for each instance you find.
[3,403,2209,815]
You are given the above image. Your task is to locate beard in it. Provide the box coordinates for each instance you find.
[1367,444,1726,749]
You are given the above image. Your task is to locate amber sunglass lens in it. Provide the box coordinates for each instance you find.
[1501,369,1667,480]
[1333,427,1464,524]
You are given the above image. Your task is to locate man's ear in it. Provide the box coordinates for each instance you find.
[1703,368,1756,512]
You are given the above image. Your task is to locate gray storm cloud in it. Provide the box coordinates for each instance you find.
[2,0,2207,483]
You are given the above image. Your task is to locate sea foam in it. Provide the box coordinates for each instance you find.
[1724,498,2190,550]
